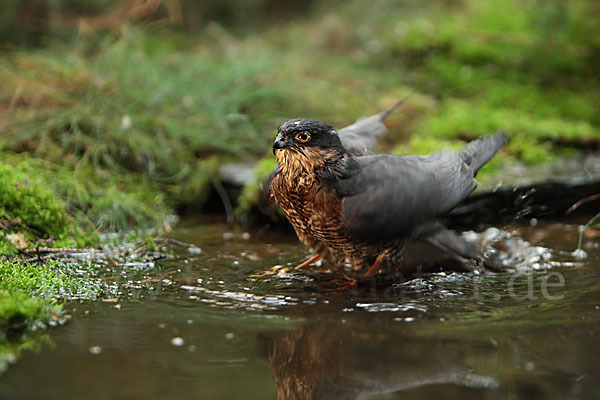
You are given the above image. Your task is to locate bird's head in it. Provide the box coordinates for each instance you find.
[273,118,343,162]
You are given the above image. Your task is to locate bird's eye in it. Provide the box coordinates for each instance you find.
[295,132,311,143]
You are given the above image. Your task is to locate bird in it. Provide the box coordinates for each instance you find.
[268,104,507,281]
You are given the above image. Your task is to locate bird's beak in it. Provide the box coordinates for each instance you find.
[272,133,288,154]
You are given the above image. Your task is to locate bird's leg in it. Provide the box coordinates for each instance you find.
[295,253,321,270]
[363,253,385,279]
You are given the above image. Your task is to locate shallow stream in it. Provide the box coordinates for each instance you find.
[1,217,599,399]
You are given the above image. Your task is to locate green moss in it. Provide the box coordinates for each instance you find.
[0,163,70,241]
[0,292,51,329]
[0,153,169,250]
[394,136,465,156]
[0,260,85,300]
[413,100,595,164]
[0,259,86,331]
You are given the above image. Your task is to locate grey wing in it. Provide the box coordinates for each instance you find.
[460,129,507,174]
[335,131,506,241]
[334,152,480,241]
[338,100,404,155]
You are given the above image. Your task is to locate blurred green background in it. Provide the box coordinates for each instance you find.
[1,0,599,250]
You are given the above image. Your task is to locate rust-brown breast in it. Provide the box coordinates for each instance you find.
[270,148,349,264]
[270,147,398,272]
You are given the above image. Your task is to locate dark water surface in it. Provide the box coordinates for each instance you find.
[1,218,599,399]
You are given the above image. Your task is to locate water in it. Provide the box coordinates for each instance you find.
[1,218,599,399]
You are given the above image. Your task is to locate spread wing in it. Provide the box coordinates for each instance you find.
[334,131,506,241]
[338,100,403,155]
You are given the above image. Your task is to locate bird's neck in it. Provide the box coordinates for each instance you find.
[278,148,345,181]
[275,149,346,194]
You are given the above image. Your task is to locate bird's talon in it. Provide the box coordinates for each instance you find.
[250,265,288,278]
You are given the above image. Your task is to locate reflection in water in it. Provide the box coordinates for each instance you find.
[0,332,52,376]
[260,319,498,400]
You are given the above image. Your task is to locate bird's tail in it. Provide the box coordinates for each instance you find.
[460,130,507,175]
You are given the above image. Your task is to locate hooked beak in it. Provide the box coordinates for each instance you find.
[272,133,288,154]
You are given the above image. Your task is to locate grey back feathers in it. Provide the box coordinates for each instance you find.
[332,131,507,241]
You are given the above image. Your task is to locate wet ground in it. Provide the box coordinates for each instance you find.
[1,217,599,399]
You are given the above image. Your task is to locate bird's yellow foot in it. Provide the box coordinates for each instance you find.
[250,265,291,278]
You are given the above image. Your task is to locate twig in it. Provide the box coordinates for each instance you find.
[140,269,178,283]
[0,219,21,231]
[8,86,22,111]
[576,211,600,251]
[0,218,44,237]
[152,238,197,248]
[566,194,600,215]
[148,253,167,262]
[19,254,60,264]
[22,247,100,254]
[211,178,234,224]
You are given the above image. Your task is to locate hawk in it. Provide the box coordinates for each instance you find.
[269,105,507,280]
